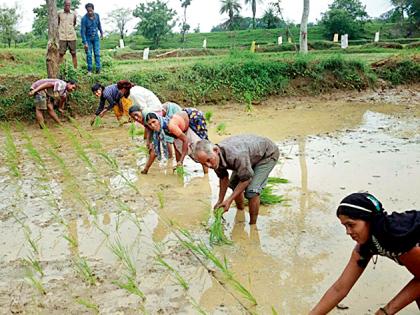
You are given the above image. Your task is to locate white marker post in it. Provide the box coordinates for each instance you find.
[278,36,283,45]
[333,33,339,42]
[143,47,150,60]
[203,38,207,49]
[374,32,380,42]
[119,39,125,49]
[341,34,348,49]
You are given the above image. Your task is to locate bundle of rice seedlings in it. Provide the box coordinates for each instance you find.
[216,123,226,135]
[205,111,213,123]
[260,185,285,205]
[209,208,232,246]
[267,177,289,184]
[175,165,186,178]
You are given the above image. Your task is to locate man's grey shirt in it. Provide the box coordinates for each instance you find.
[215,134,279,181]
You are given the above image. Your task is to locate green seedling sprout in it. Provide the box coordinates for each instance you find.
[76,298,100,313]
[209,208,233,246]
[109,237,137,277]
[63,234,78,249]
[216,122,226,135]
[73,256,97,286]
[204,111,213,123]
[155,255,189,290]
[113,276,145,300]
[271,306,280,315]
[244,91,254,112]
[92,116,102,128]
[41,125,60,149]
[157,191,165,209]
[25,269,46,295]
[229,278,257,305]
[2,123,20,177]
[24,255,44,278]
[63,127,96,172]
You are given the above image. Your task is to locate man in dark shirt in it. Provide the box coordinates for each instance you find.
[80,3,103,74]
[193,134,280,224]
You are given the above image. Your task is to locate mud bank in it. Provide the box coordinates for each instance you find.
[0,88,419,314]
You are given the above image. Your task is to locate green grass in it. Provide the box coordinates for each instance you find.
[109,237,137,277]
[73,256,97,286]
[76,298,99,313]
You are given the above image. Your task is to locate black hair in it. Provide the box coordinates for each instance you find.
[145,112,159,123]
[91,83,104,93]
[336,192,384,221]
[67,79,77,85]
[129,105,142,115]
[85,3,94,10]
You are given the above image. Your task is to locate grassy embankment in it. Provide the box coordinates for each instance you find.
[0,46,419,121]
[14,22,420,51]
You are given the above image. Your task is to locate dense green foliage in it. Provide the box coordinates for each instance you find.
[0,5,20,48]
[1,45,418,121]
[133,0,176,48]
[320,0,369,39]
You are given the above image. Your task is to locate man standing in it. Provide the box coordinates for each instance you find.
[80,3,103,75]
[193,135,279,224]
[58,0,77,69]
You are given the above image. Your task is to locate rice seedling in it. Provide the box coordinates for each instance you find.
[157,191,165,209]
[175,165,186,178]
[73,256,97,286]
[2,124,20,178]
[76,298,99,313]
[129,123,144,139]
[92,220,110,238]
[229,278,257,305]
[63,234,78,249]
[22,132,47,174]
[92,116,102,128]
[24,255,44,278]
[23,229,40,256]
[113,276,145,300]
[109,237,137,277]
[155,255,189,290]
[41,125,60,149]
[25,269,46,295]
[63,127,95,172]
[204,111,213,123]
[188,297,208,315]
[216,122,226,136]
[260,185,285,205]
[244,91,254,112]
[267,177,289,184]
[271,306,280,315]
[209,208,232,246]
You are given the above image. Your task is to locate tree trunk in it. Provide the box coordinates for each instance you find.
[299,0,309,54]
[252,0,256,29]
[46,0,59,78]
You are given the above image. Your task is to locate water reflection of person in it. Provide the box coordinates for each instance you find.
[310,193,420,315]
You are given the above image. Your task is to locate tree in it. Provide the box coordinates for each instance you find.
[106,8,133,40]
[300,0,309,53]
[320,0,369,40]
[261,8,281,29]
[133,0,176,48]
[180,0,192,43]
[32,0,80,38]
[0,5,20,48]
[46,0,60,78]
[244,0,264,29]
[220,0,242,30]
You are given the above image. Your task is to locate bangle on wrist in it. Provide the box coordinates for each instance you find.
[379,307,389,315]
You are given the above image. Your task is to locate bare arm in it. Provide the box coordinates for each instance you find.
[377,247,420,315]
[29,82,54,95]
[214,176,230,210]
[310,248,366,315]
[176,132,189,166]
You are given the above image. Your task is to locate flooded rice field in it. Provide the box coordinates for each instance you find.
[1,87,419,314]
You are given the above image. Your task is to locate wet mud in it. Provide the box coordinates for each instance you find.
[0,86,419,314]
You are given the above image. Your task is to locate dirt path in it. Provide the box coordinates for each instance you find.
[0,86,419,314]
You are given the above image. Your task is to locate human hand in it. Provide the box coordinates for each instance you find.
[28,90,35,96]
[141,168,148,174]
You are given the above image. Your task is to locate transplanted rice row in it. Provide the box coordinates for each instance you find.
[1,123,21,178]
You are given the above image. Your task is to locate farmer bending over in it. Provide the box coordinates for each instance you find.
[29,78,77,128]
[193,134,280,224]
[310,192,420,315]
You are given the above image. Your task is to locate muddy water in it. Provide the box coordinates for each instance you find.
[0,88,419,314]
